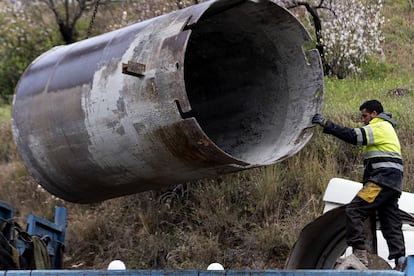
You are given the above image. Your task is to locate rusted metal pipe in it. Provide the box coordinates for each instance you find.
[12,0,323,203]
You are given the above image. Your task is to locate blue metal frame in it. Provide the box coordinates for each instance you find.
[0,201,14,240]
[0,267,408,276]
[0,201,13,221]
[25,206,67,269]
[2,255,413,275]
[0,201,66,269]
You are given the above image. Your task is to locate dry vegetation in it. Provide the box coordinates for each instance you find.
[0,0,414,270]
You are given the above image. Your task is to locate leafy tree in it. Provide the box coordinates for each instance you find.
[0,4,59,101]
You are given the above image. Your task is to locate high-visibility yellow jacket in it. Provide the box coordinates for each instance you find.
[323,113,403,192]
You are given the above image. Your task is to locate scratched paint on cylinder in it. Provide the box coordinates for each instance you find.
[12,0,323,203]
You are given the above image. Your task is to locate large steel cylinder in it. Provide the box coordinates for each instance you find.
[12,0,323,203]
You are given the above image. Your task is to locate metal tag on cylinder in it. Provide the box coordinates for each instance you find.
[12,0,323,203]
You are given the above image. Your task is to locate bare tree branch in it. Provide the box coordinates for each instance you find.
[38,0,97,44]
[286,0,333,75]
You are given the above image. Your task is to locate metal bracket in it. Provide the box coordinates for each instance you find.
[122,61,146,77]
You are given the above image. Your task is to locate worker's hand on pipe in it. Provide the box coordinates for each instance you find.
[312,113,327,127]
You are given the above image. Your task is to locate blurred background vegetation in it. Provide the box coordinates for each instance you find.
[0,0,413,270]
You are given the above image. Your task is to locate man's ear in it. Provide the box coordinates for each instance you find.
[371,111,378,117]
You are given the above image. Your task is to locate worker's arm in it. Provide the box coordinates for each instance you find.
[322,121,360,145]
[312,114,360,145]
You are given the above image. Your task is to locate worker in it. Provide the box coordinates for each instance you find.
[312,99,406,270]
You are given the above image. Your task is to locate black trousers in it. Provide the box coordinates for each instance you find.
[345,186,406,260]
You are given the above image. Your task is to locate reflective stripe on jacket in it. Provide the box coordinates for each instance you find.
[323,115,403,192]
[355,117,401,160]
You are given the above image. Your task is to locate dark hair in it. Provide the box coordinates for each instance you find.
[359,99,383,114]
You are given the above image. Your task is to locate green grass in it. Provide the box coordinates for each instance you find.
[324,76,414,114]
[0,104,11,123]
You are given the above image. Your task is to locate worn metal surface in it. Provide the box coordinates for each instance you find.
[12,0,323,203]
[286,206,414,269]
[0,268,410,276]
